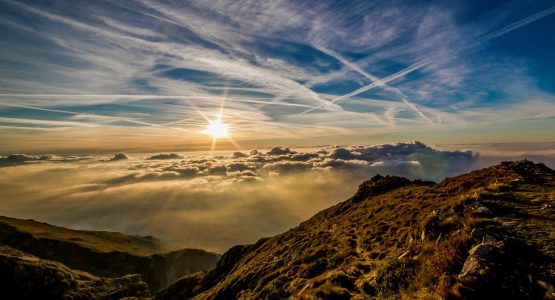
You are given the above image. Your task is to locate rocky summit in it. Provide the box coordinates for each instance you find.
[157,160,555,299]
[1,160,555,299]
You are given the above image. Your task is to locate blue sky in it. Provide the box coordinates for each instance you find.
[0,0,554,153]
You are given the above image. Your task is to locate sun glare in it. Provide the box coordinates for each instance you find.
[206,120,229,139]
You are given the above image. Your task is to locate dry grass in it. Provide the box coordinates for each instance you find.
[157,161,555,300]
[0,216,160,255]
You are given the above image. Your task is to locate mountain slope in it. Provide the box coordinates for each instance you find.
[0,216,220,292]
[0,244,151,299]
[157,160,555,299]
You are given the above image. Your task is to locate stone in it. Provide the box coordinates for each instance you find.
[467,201,492,216]
[460,255,481,278]
[469,244,494,257]
[481,234,498,245]
[470,228,487,241]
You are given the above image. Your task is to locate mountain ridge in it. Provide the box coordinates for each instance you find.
[157,160,555,299]
[1,160,554,299]
[0,216,220,293]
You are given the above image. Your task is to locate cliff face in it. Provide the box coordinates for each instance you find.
[0,217,220,293]
[157,160,555,299]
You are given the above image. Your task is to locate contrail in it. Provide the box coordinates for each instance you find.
[317,47,434,125]
[299,5,555,115]
[299,59,431,114]
[480,5,555,41]
[0,93,313,108]
[0,103,187,131]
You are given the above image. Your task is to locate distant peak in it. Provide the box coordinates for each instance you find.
[352,174,412,202]
[498,160,553,175]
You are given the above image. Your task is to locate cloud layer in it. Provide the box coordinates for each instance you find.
[0,142,482,252]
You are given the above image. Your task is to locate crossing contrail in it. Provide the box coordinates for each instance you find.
[299,5,555,116]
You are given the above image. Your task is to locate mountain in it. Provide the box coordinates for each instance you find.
[0,244,151,299]
[0,216,220,293]
[157,160,555,299]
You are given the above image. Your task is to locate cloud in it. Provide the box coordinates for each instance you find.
[231,151,248,158]
[0,154,49,165]
[110,152,129,161]
[2,142,555,253]
[327,147,356,160]
[290,152,319,161]
[1,1,554,152]
[263,161,312,174]
[148,153,184,160]
[266,147,296,156]
[0,141,488,253]
[0,153,93,166]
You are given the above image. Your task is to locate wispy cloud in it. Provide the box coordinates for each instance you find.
[0,0,554,150]
[299,4,555,117]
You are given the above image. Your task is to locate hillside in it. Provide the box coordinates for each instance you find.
[157,160,555,299]
[0,244,150,299]
[0,216,220,293]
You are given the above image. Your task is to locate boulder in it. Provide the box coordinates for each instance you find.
[470,228,487,242]
[467,200,492,216]
[468,244,494,257]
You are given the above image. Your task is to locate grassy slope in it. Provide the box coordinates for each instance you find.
[157,161,555,299]
[0,216,220,293]
[0,216,160,256]
[0,244,151,299]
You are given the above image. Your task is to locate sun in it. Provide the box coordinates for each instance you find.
[205,120,229,139]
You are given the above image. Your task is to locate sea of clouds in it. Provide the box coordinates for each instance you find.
[1,141,552,252]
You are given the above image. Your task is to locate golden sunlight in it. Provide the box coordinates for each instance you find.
[205,120,229,139]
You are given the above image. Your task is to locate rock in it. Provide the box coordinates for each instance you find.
[469,244,494,256]
[537,280,555,298]
[459,255,481,278]
[352,175,411,202]
[476,206,492,215]
[459,244,496,279]
[470,228,487,242]
[467,200,492,216]
[510,178,524,186]
[481,234,497,245]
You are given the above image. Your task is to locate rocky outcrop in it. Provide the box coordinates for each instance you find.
[352,174,412,202]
